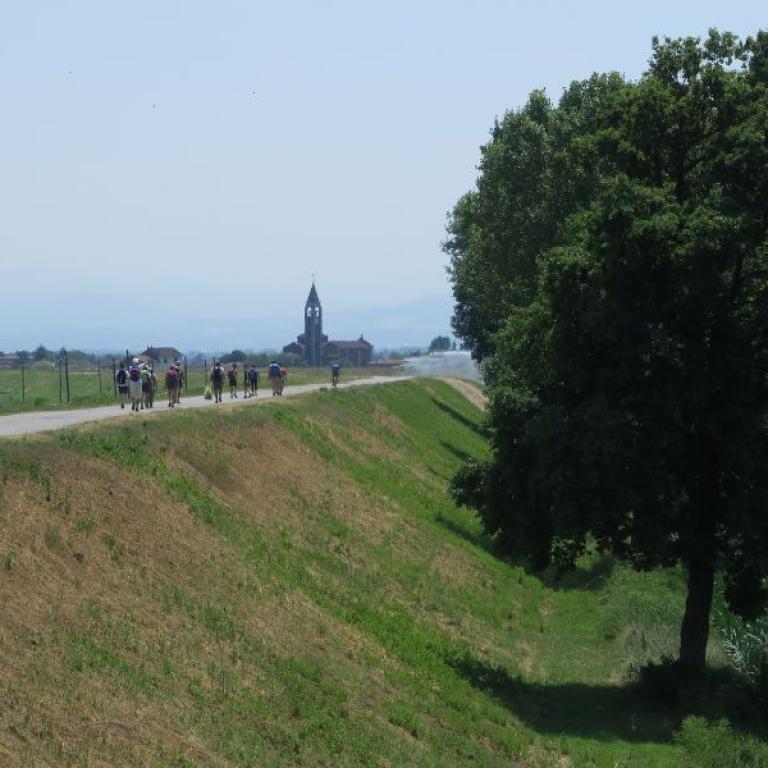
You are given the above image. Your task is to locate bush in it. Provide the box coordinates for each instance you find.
[675,716,768,768]
[718,611,768,711]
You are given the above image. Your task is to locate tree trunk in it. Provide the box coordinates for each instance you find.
[679,553,715,670]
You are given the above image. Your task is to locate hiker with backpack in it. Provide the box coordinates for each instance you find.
[116,363,129,409]
[165,364,180,407]
[248,364,259,397]
[227,363,239,398]
[268,360,282,397]
[210,361,225,403]
[242,363,250,398]
[128,358,143,411]
[141,364,152,409]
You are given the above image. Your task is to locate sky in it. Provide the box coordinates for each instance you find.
[0,1,764,352]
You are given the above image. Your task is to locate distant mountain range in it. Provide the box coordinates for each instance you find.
[0,290,456,354]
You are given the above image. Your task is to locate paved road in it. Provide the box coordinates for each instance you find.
[0,376,412,439]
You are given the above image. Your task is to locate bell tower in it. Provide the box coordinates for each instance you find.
[304,282,323,366]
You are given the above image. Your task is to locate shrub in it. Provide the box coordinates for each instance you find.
[675,716,768,768]
[718,611,768,711]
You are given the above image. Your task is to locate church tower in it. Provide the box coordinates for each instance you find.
[304,282,323,366]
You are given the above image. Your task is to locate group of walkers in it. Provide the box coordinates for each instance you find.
[116,358,185,411]
[116,357,343,411]
[207,361,265,403]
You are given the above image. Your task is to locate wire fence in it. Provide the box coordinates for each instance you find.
[0,352,244,412]
[0,351,382,413]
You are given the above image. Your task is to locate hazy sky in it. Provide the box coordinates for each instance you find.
[1,1,764,351]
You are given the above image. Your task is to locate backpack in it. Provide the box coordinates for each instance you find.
[129,365,140,382]
[212,366,224,385]
[116,369,127,385]
[165,367,179,386]
[269,363,281,377]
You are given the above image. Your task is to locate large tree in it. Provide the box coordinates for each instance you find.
[448,31,768,670]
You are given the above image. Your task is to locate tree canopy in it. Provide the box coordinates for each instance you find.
[428,335,452,353]
[447,30,768,669]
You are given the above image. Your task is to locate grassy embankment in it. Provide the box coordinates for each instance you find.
[0,379,764,767]
[0,366,385,414]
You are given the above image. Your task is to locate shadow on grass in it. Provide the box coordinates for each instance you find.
[449,654,767,744]
[436,513,616,593]
[537,554,617,592]
[429,396,486,438]
[439,440,476,464]
[436,513,496,556]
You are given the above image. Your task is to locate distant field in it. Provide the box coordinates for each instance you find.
[0,364,392,414]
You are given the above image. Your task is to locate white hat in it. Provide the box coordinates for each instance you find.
[133,357,139,364]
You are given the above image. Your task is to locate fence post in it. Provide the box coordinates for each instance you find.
[184,356,188,392]
[20,358,25,404]
[112,358,117,396]
[98,358,102,394]
[59,357,63,403]
[64,350,70,404]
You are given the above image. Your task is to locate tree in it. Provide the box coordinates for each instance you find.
[221,349,247,363]
[448,31,768,671]
[428,335,452,353]
[33,344,49,362]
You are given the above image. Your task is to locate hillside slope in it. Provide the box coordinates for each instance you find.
[0,379,724,766]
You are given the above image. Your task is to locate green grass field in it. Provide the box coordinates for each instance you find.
[0,379,764,766]
[0,365,388,414]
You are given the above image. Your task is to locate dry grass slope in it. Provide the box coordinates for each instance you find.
[0,379,761,767]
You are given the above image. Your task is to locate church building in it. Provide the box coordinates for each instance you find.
[283,283,373,366]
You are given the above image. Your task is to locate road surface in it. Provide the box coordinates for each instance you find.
[0,376,412,439]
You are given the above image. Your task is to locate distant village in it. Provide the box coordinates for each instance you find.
[0,284,376,369]
[0,283,458,372]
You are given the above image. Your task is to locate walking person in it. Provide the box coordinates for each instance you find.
[279,365,287,396]
[141,364,152,409]
[149,366,158,408]
[210,361,225,403]
[227,363,239,398]
[243,363,250,398]
[268,360,282,397]
[174,360,184,404]
[116,362,129,409]
[165,363,179,407]
[248,364,259,397]
[128,358,143,412]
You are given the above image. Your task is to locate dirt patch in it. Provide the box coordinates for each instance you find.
[441,378,487,410]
